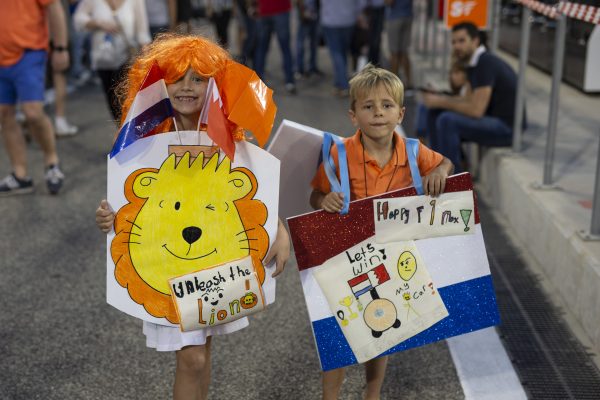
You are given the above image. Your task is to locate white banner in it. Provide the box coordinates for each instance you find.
[374,191,475,243]
[169,256,265,331]
[312,237,448,363]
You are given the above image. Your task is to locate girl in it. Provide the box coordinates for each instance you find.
[95,33,291,400]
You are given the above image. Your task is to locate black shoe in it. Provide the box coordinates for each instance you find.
[285,83,297,95]
[45,164,65,195]
[0,173,34,197]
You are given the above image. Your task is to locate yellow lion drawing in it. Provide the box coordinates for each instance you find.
[111,151,269,323]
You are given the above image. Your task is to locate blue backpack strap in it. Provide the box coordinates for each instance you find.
[404,137,424,195]
[322,132,350,214]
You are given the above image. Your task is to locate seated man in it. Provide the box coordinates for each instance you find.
[422,22,518,172]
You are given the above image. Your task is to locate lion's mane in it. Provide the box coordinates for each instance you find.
[110,167,269,324]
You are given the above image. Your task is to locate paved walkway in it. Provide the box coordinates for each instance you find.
[1,15,599,399]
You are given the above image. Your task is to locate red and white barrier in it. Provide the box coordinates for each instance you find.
[517,0,558,19]
[558,2,600,24]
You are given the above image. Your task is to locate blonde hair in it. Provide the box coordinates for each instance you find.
[349,64,405,109]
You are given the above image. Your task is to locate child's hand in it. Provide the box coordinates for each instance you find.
[321,192,345,213]
[96,199,115,233]
[423,172,447,197]
[264,219,291,278]
[423,157,453,197]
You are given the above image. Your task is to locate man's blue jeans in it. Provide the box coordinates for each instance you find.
[322,26,353,90]
[427,110,512,172]
[296,18,319,74]
[254,12,295,85]
[239,13,257,66]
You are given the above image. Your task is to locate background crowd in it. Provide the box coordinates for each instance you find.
[0,0,517,196]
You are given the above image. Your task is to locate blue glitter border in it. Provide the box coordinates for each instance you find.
[312,274,500,371]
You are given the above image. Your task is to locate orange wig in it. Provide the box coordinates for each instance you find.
[116,33,244,140]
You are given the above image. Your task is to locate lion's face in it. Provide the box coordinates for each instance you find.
[130,152,252,294]
[111,150,269,322]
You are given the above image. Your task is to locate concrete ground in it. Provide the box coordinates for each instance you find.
[2,12,599,400]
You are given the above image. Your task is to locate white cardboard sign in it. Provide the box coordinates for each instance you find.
[106,131,280,326]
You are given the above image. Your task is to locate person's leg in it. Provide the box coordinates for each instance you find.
[273,12,295,86]
[364,356,388,400]
[399,52,412,87]
[214,9,232,47]
[425,108,446,151]
[97,66,125,122]
[322,367,346,400]
[52,69,78,136]
[367,7,385,65]
[0,55,37,193]
[0,105,36,194]
[434,111,512,172]
[338,26,353,86]
[399,18,413,86]
[389,52,400,76]
[241,14,256,66]
[53,70,66,119]
[386,18,400,76]
[0,104,28,178]
[97,69,118,121]
[21,102,59,168]
[322,27,346,90]
[11,50,60,169]
[253,16,273,79]
[109,66,127,122]
[69,27,86,80]
[174,337,212,400]
[415,103,429,138]
[307,20,320,73]
[296,20,307,75]
[21,99,65,194]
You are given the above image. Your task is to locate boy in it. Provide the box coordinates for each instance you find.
[310,64,453,399]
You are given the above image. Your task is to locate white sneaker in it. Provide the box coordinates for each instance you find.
[0,173,34,197]
[55,117,79,137]
[45,164,65,195]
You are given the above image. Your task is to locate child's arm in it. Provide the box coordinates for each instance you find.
[264,218,291,278]
[422,157,454,197]
[310,189,345,213]
[95,199,115,233]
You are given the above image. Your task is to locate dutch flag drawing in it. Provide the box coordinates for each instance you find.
[288,173,500,371]
[348,274,373,298]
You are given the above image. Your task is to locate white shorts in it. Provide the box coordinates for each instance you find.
[143,317,249,351]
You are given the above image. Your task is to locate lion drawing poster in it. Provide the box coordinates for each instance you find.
[106,131,280,326]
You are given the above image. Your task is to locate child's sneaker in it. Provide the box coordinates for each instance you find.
[55,117,79,137]
[45,164,64,195]
[0,173,34,197]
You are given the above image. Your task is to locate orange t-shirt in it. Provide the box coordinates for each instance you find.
[0,0,54,67]
[311,130,444,200]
